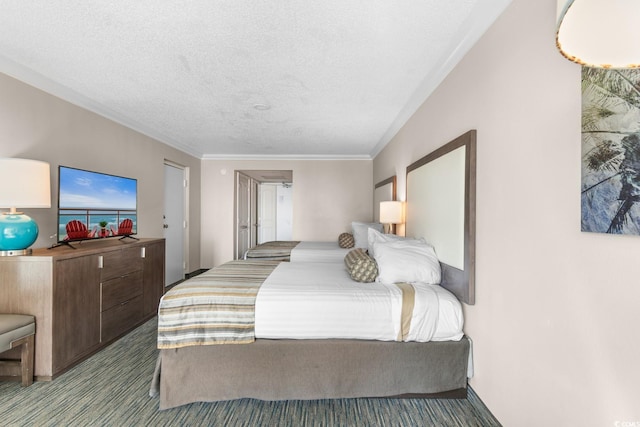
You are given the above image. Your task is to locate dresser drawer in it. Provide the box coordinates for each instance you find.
[101,294,143,343]
[101,247,143,281]
[101,270,143,311]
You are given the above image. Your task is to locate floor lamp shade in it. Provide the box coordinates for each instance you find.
[556,0,640,68]
[0,158,51,255]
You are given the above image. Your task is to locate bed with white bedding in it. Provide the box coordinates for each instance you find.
[156,259,463,349]
[244,240,351,262]
[245,221,384,263]
[151,258,469,409]
[150,130,477,409]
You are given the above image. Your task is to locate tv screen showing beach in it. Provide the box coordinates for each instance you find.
[58,166,137,242]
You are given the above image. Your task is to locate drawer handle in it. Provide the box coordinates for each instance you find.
[120,300,130,306]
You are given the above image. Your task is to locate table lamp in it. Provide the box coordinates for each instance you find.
[0,158,51,256]
[379,201,403,234]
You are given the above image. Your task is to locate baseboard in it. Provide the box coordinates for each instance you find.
[165,269,209,290]
[186,268,208,279]
[391,387,467,399]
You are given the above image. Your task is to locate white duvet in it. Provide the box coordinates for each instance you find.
[255,261,464,342]
[289,241,351,263]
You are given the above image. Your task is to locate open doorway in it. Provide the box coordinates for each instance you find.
[234,170,293,259]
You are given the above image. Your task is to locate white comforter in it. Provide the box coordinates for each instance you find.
[255,261,464,342]
[289,241,351,263]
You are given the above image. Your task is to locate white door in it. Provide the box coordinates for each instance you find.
[276,184,293,240]
[236,172,251,259]
[258,184,277,243]
[164,163,185,286]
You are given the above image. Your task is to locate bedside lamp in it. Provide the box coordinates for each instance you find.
[557,0,640,68]
[380,201,403,234]
[0,158,51,256]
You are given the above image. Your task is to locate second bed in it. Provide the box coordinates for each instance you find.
[245,240,351,263]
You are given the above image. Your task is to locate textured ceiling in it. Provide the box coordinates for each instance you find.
[0,1,511,159]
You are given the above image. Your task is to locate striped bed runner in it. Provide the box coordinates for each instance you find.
[157,259,280,349]
[244,241,300,260]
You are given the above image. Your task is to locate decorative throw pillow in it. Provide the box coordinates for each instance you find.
[344,248,378,283]
[338,232,355,248]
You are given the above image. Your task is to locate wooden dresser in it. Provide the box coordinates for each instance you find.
[0,238,165,380]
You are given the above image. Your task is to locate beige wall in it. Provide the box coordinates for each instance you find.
[0,72,202,272]
[374,0,640,425]
[201,159,373,267]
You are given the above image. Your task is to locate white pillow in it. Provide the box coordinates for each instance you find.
[351,222,383,249]
[367,228,426,258]
[372,239,441,285]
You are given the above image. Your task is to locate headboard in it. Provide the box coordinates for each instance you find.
[373,175,397,222]
[405,130,476,305]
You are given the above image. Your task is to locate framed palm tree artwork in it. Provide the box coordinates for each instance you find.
[582,68,640,235]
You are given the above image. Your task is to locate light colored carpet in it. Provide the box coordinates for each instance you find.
[0,318,500,426]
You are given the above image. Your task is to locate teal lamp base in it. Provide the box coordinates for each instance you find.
[0,212,39,256]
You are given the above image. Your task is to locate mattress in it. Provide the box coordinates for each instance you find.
[255,261,464,342]
[289,241,351,262]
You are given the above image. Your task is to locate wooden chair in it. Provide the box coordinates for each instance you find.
[0,314,36,386]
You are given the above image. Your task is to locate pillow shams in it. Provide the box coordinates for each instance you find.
[372,240,441,285]
[367,228,426,258]
[351,221,383,249]
[344,248,378,283]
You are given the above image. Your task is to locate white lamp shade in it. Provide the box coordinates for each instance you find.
[0,158,51,209]
[557,0,640,68]
[379,201,403,224]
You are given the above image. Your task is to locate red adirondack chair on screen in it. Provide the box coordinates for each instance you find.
[65,220,97,240]
[110,218,133,236]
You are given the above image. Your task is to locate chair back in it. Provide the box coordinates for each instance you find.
[65,220,88,240]
[118,218,133,235]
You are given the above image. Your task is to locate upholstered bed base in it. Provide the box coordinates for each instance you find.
[151,337,470,410]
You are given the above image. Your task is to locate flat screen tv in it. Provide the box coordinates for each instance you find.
[56,166,137,246]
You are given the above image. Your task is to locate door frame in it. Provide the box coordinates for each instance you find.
[234,171,254,259]
[234,170,293,258]
[163,160,189,284]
